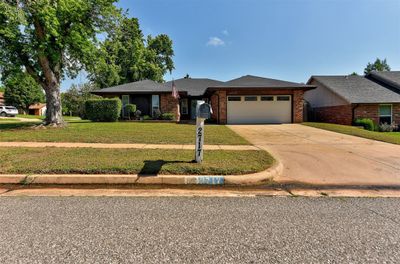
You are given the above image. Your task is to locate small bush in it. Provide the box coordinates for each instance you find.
[124,104,136,119]
[354,118,375,131]
[153,109,161,119]
[379,122,398,132]
[161,112,175,120]
[143,115,153,120]
[85,98,122,122]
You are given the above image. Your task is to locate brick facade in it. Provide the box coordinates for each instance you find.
[354,103,400,125]
[313,103,400,125]
[160,93,180,122]
[209,88,307,124]
[293,90,304,123]
[314,105,353,125]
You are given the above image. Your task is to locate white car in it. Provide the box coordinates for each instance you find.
[0,106,18,117]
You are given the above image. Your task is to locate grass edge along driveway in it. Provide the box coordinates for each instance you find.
[0,147,274,175]
[303,122,400,145]
[0,122,249,145]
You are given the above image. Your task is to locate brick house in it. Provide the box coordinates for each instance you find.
[92,75,315,124]
[305,71,400,125]
[0,92,4,105]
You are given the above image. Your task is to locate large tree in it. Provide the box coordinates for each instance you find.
[364,58,391,75]
[89,17,174,88]
[0,0,120,125]
[4,72,45,113]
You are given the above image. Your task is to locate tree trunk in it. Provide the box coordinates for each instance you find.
[44,83,64,125]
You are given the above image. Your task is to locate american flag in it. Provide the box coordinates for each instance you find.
[172,80,180,99]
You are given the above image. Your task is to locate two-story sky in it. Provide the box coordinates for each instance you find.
[62,0,400,90]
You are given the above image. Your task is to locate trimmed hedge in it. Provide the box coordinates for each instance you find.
[85,98,122,122]
[161,112,175,120]
[354,118,375,131]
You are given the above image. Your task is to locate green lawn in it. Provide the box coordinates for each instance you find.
[0,147,273,175]
[0,121,249,145]
[16,114,45,120]
[303,122,400,145]
[0,118,21,122]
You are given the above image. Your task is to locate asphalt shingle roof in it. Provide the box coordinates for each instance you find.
[310,75,400,103]
[213,75,312,88]
[162,78,224,96]
[92,80,170,94]
[93,75,314,96]
[369,71,400,90]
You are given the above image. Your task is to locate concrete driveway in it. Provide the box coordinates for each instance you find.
[229,124,400,186]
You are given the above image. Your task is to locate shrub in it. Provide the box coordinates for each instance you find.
[379,122,398,132]
[124,104,136,120]
[354,118,375,131]
[143,115,153,120]
[161,112,175,120]
[153,109,161,119]
[85,98,122,122]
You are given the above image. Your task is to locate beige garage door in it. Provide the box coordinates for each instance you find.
[227,95,292,124]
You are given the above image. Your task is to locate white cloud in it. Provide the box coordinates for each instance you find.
[222,29,229,36]
[206,37,225,47]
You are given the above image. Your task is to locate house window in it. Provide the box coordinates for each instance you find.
[151,95,160,116]
[379,104,392,124]
[277,96,290,101]
[244,96,257,101]
[261,96,274,101]
[228,96,241,101]
[181,98,189,115]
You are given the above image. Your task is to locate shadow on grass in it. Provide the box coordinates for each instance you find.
[139,160,195,176]
[0,122,40,130]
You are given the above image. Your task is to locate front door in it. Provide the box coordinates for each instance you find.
[131,95,151,115]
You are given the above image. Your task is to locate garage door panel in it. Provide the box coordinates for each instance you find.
[227,95,291,124]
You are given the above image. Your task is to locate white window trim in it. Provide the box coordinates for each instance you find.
[379,104,392,123]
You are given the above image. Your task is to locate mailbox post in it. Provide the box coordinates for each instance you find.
[195,102,212,163]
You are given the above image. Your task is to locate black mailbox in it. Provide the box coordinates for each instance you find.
[197,103,213,119]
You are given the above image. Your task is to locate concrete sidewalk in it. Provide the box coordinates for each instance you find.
[0,141,258,150]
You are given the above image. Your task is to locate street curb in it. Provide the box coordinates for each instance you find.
[0,161,283,186]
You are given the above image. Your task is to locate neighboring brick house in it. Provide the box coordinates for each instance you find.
[92,75,315,124]
[0,92,4,105]
[305,71,400,125]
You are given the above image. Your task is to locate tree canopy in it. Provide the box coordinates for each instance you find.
[0,0,121,124]
[89,17,174,88]
[364,58,391,75]
[4,72,45,112]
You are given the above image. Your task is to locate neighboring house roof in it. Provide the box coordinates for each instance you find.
[29,103,46,110]
[308,75,400,104]
[162,78,224,96]
[92,80,170,95]
[368,71,400,91]
[212,75,314,89]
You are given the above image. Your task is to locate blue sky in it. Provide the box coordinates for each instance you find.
[62,0,400,90]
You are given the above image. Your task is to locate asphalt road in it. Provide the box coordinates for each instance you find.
[0,197,399,263]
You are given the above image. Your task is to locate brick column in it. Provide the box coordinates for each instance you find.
[218,90,227,124]
[293,90,304,123]
[160,93,180,122]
